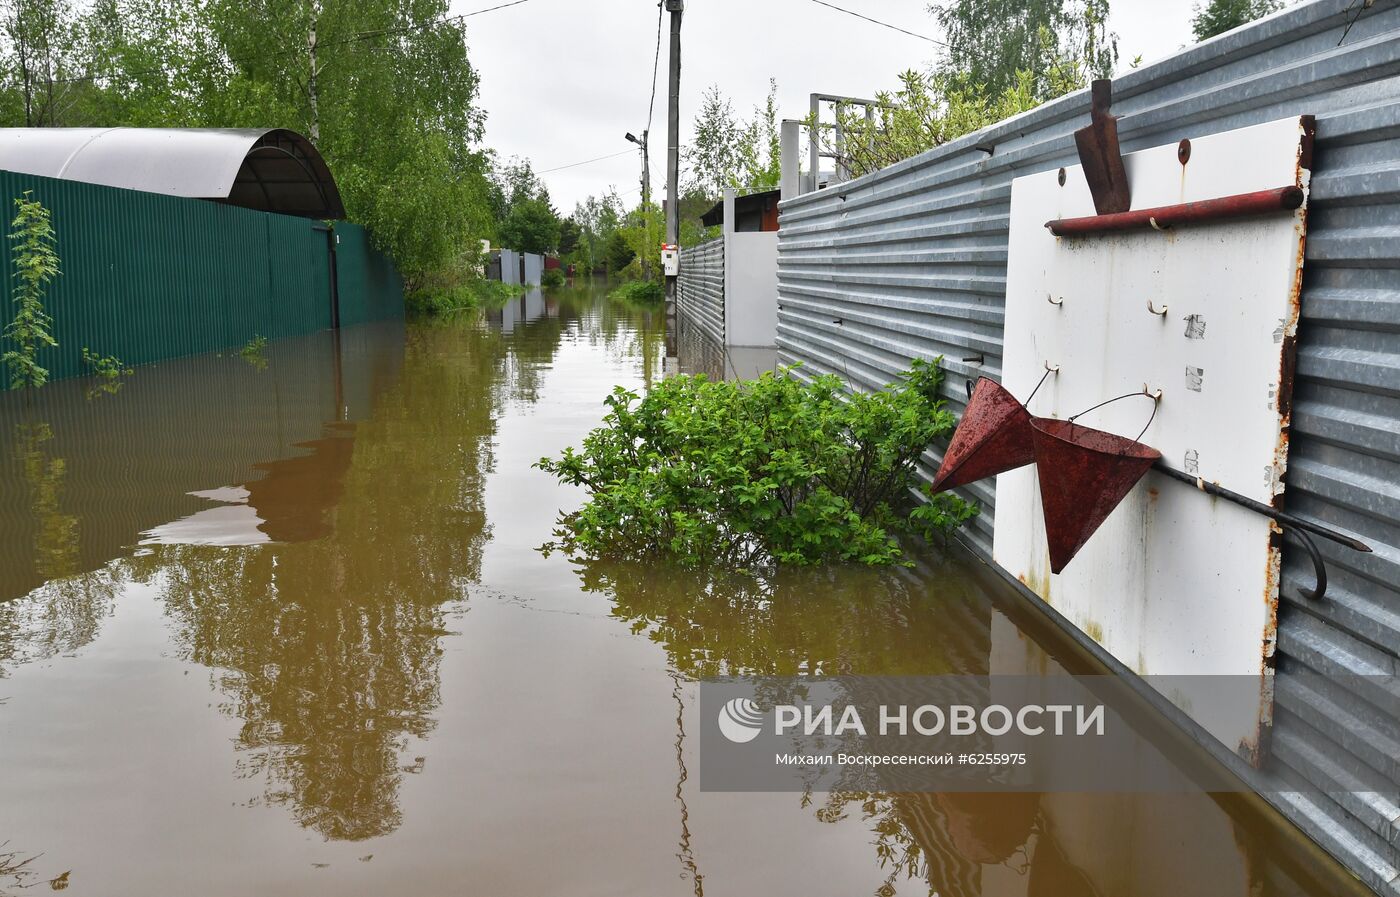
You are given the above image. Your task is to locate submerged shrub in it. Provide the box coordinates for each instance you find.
[406,278,523,316]
[82,348,131,381]
[538,361,977,569]
[608,279,664,305]
[540,268,567,289]
[82,348,133,398]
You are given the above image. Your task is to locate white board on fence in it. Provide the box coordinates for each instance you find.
[993,116,1311,761]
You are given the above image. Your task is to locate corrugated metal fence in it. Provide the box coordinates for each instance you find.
[775,1,1400,891]
[677,237,725,347]
[0,168,403,381]
[337,223,406,327]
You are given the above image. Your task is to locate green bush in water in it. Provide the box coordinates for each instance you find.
[540,268,566,289]
[406,278,524,315]
[538,360,977,569]
[608,279,664,304]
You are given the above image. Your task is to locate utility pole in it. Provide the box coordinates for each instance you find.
[642,130,651,281]
[627,130,651,280]
[664,0,683,303]
[308,3,321,144]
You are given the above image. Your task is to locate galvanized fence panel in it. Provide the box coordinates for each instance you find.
[775,1,1400,891]
[677,237,725,347]
[499,249,520,286]
[522,252,544,286]
[0,168,402,382]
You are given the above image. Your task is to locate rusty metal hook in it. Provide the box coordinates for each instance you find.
[1290,527,1328,601]
[1150,462,1369,604]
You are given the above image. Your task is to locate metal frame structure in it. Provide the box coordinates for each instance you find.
[0,127,345,219]
[806,93,883,190]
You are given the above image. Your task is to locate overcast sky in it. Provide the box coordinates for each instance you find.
[451,0,1199,212]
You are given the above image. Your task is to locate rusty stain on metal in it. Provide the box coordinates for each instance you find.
[1045,185,1305,236]
[931,377,1036,494]
[1246,116,1312,766]
[1245,531,1283,768]
[1178,138,1192,164]
[1030,418,1162,574]
[1074,79,1132,214]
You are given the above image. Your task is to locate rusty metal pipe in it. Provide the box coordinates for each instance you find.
[1046,185,1304,237]
[1151,462,1372,553]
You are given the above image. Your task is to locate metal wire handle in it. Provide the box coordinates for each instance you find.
[1068,389,1161,442]
[1024,365,1057,405]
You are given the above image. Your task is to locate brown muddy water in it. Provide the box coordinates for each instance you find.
[0,282,1351,896]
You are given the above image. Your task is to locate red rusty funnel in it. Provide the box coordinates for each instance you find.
[1031,418,1161,574]
[930,377,1036,494]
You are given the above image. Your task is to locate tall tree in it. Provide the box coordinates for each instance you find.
[556,217,580,257]
[1,0,83,126]
[497,197,560,255]
[735,78,782,191]
[490,157,561,254]
[1,0,496,296]
[1191,0,1281,41]
[684,80,783,199]
[567,191,622,274]
[930,0,1117,101]
[685,85,744,199]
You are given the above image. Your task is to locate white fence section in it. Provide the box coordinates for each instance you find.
[725,231,779,347]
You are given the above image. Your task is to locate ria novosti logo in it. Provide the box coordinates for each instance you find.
[717,697,765,743]
[714,693,1107,744]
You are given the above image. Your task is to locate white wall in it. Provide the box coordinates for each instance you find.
[522,253,544,286]
[723,231,779,347]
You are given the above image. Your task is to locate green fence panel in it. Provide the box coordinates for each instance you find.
[0,168,403,383]
[335,222,405,327]
[265,213,333,339]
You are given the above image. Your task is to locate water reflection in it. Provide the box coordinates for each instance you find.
[666,312,776,382]
[0,284,1349,895]
[582,547,1321,896]
[577,559,990,677]
[12,422,80,581]
[0,324,409,603]
[137,324,495,844]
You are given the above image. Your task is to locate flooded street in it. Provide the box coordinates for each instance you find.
[0,283,1346,896]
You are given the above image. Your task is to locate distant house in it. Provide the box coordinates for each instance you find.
[700,188,780,233]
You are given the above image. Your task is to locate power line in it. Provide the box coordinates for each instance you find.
[802,0,945,46]
[645,1,664,135]
[341,0,534,45]
[536,149,635,174]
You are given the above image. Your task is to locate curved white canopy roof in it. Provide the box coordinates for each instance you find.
[0,127,345,219]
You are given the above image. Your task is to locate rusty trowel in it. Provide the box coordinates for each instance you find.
[1074,79,1131,215]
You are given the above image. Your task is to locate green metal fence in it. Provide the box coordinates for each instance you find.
[0,168,402,382]
[336,222,405,327]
